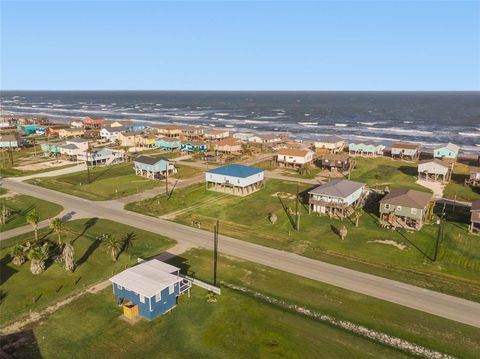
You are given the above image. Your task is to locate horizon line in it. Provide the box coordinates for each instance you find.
[1,89,480,93]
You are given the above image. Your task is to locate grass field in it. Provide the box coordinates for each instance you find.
[0,192,63,231]
[26,162,201,201]
[10,249,480,359]
[255,159,323,179]
[444,162,480,202]
[350,156,428,191]
[127,179,480,301]
[0,218,174,325]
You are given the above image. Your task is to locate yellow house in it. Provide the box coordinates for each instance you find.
[59,128,85,139]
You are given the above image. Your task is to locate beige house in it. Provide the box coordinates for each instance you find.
[118,131,155,147]
[151,125,184,138]
[418,159,453,183]
[59,128,85,139]
[215,137,242,153]
[204,129,230,140]
[314,135,346,153]
[275,148,314,168]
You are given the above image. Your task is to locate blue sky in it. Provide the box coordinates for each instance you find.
[1,1,479,90]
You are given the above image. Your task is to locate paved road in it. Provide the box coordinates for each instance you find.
[3,177,480,328]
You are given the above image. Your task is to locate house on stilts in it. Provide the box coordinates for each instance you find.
[133,155,176,180]
[205,164,264,196]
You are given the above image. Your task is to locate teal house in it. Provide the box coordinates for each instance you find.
[180,141,208,153]
[155,138,181,150]
[433,143,460,160]
[17,124,46,135]
[41,143,63,157]
[133,155,177,179]
[348,142,385,157]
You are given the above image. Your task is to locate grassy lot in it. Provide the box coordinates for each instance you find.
[26,161,201,201]
[444,162,480,202]
[0,218,174,325]
[127,179,480,301]
[350,156,428,191]
[0,192,63,231]
[255,159,322,179]
[11,249,480,359]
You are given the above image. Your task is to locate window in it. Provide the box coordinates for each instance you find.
[155,293,161,302]
[411,208,417,214]
[169,284,175,295]
[139,295,145,303]
[396,206,402,211]
[384,204,390,210]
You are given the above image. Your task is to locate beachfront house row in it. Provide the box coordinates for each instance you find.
[379,189,434,230]
[204,129,230,140]
[466,167,480,187]
[348,142,385,157]
[215,138,243,154]
[180,141,208,153]
[275,148,315,168]
[470,199,480,234]
[205,164,265,196]
[417,159,453,183]
[308,179,365,218]
[59,128,85,139]
[313,135,346,154]
[433,143,460,160]
[110,260,191,321]
[0,134,22,149]
[391,142,421,160]
[318,153,351,172]
[100,126,127,142]
[133,155,176,179]
[82,116,105,128]
[155,137,181,150]
[151,125,184,138]
[77,148,126,166]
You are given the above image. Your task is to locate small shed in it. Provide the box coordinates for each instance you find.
[110,260,191,320]
[206,164,264,196]
[133,155,176,179]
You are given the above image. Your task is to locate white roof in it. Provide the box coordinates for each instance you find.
[445,142,460,153]
[109,260,182,298]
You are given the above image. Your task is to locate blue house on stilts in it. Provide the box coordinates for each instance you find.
[110,260,192,320]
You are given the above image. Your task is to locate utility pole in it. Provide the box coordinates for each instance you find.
[434,203,445,261]
[213,220,219,286]
[86,145,91,184]
[296,183,300,231]
[165,161,169,197]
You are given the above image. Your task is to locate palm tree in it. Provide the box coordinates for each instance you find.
[101,234,123,262]
[50,218,64,245]
[26,210,40,241]
[353,208,363,227]
[339,225,348,240]
[11,244,27,266]
[28,245,49,275]
[122,232,136,253]
[62,241,75,272]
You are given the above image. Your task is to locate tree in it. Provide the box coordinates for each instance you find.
[62,241,75,272]
[1,203,11,225]
[353,208,363,227]
[339,225,348,240]
[101,234,123,262]
[26,210,40,241]
[122,232,136,253]
[11,244,27,266]
[28,245,49,275]
[50,218,64,245]
[268,212,278,224]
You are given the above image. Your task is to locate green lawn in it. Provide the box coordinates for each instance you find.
[444,162,480,202]
[0,192,63,231]
[0,218,174,325]
[26,161,202,201]
[127,179,480,301]
[255,159,322,179]
[350,156,428,191]
[9,249,480,359]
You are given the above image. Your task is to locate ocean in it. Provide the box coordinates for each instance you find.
[1,91,479,152]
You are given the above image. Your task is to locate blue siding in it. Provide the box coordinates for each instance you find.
[112,282,180,320]
[434,148,458,159]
